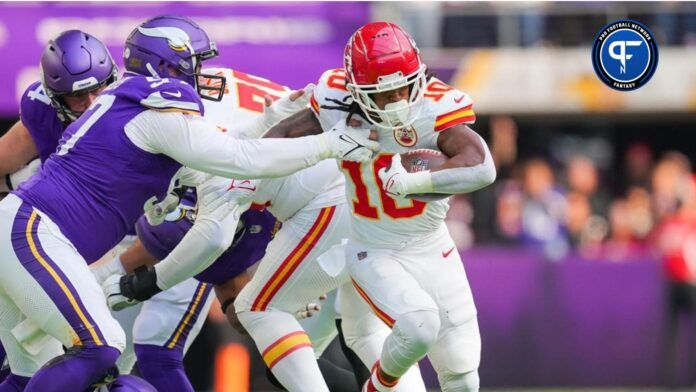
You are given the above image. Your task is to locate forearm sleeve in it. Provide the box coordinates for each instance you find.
[154,212,239,290]
[126,110,332,179]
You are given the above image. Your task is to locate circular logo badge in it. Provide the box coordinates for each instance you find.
[591,20,658,91]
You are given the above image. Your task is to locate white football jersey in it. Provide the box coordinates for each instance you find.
[311,68,476,247]
[202,67,345,221]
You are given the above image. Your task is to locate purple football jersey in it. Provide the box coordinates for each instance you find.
[136,205,279,285]
[19,82,65,163]
[14,74,204,263]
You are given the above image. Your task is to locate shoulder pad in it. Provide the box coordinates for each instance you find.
[311,69,352,131]
[424,78,476,132]
[108,75,204,115]
[20,81,55,126]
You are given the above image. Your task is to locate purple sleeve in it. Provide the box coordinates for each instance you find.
[136,206,279,285]
[135,212,193,261]
[19,82,65,163]
[113,75,204,115]
[195,210,279,285]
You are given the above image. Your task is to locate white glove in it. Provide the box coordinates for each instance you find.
[377,154,432,199]
[263,84,314,122]
[5,158,41,190]
[377,154,410,198]
[320,120,380,163]
[102,274,139,311]
[197,177,257,219]
[143,192,181,226]
[237,84,315,139]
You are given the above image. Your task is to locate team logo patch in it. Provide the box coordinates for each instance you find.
[357,251,368,260]
[393,126,417,147]
[591,19,658,91]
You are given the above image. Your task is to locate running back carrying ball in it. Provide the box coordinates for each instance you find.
[399,149,449,202]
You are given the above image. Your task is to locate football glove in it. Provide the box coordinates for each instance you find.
[321,120,380,163]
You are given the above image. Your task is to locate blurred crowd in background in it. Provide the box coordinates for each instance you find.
[378,1,696,48]
[447,116,695,272]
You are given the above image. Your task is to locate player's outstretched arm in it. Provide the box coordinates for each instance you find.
[126,110,378,180]
[0,121,39,192]
[104,176,254,309]
[379,125,496,197]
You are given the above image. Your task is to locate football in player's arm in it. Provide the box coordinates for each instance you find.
[264,107,496,198]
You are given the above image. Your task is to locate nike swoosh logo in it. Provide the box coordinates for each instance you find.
[163,90,182,98]
[339,134,357,144]
[442,246,455,258]
[454,95,465,104]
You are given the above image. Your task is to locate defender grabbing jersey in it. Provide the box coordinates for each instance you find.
[0,15,379,392]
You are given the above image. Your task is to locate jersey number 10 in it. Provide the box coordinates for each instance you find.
[341,154,426,220]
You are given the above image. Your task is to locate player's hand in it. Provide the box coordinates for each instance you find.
[102,274,140,311]
[378,154,410,198]
[143,191,181,226]
[295,294,327,319]
[197,177,256,219]
[225,179,258,210]
[323,120,380,163]
[261,83,315,124]
[4,158,41,191]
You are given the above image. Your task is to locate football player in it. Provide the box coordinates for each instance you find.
[0,30,117,389]
[0,15,378,391]
[263,22,496,392]
[0,29,214,391]
[105,66,427,392]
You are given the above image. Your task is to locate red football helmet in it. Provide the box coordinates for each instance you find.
[344,22,427,129]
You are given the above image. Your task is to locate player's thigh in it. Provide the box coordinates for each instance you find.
[236,204,349,313]
[346,241,438,327]
[337,281,391,364]
[0,196,124,350]
[405,229,478,329]
[134,279,213,353]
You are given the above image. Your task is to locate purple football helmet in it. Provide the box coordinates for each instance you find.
[124,15,225,101]
[40,30,117,124]
[93,375,157,392]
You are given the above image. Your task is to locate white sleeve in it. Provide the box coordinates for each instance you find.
[125,110,332,179]
[154,212,238,290]
[429,138,496,194]
[153,176,244,290]
[153,174,256,290]
[401,135,496,195]
[176,167,209,187]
